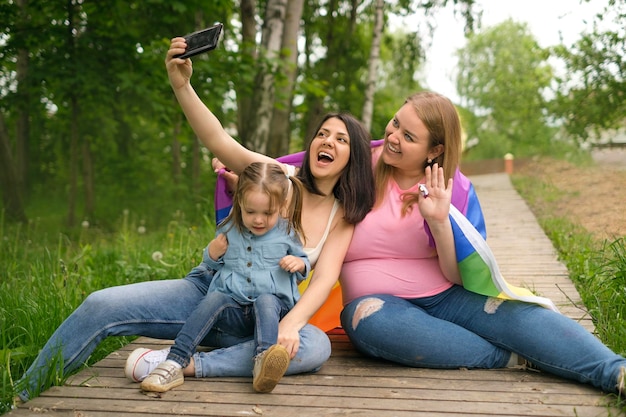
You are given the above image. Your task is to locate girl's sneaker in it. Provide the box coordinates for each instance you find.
[252,344,290,393]
[140,361,184,393]
[125,347,170,382]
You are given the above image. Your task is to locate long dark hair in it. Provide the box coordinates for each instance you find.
[297,113,375,224]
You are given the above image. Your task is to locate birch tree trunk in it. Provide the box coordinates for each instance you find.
[303,0,339,141]
[267,0,304,157]
[237,0,258,143]
[362,0,384,131]
[244,0,287,154]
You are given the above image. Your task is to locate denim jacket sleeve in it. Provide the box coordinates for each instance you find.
[202,225,226,271]
[203,244,224,270]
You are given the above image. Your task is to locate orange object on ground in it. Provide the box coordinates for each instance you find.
[298,275,343,332]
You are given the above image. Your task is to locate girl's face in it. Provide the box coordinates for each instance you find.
[240,189,280,236]
[308,117,351,181]
[382,103,433,175]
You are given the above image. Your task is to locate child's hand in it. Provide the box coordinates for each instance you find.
[279,255,306,274]
[213,158,240,196]
[208,234,228,261]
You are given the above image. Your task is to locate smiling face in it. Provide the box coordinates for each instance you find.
[307,117,351,183]
[296,112,375,224]
[240,189,280,236]
[382,103,441,177]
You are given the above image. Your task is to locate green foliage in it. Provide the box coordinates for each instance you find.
[543,222,626,357]
[575,238,626,353]
[511,175,626,357]
[0,0,235,228]
[369,29,425,138]
[2,0,484,230]
[0,203,215,412]
[549,1,626,143]
[456,19,556,159]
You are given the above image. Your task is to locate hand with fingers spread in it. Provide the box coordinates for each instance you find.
[417,163,453,225]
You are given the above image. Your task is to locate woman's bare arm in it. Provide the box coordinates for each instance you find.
[419,165,462,285]
[166,38,276,174]
[277,219,354,358]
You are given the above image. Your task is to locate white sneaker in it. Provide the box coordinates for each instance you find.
[125,347,170,382]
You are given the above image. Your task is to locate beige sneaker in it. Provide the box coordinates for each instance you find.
[252,344,290,393]
[125,347,170,382]
[140,361,184,392]
[618,366,625,395]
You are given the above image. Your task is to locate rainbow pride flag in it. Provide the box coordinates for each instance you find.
[215,140,384,224]
[214,144,558,331]
[214,141,383,331]
[439,169,559,312]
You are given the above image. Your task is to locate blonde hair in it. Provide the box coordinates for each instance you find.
[222,162,306,243]
[374,91,463,214]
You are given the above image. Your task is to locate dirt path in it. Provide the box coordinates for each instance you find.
[515,152,626,241]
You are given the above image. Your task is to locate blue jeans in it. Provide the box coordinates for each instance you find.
[17,264,330,400]
[168,292,290,367]
[340,286,626,393]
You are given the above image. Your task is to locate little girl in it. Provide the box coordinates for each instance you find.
[134,162,310,393]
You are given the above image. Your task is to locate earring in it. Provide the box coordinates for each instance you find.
[427,158,433,164]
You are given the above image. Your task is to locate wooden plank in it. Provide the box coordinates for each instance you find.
[8,173,622,417]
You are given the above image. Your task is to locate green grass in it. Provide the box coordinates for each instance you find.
[0,204,216,414]
[512,174,626,412]
[1,174,625,414]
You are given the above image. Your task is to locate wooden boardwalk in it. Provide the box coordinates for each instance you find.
[9,173,623,416]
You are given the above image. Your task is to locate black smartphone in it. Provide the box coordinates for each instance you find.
[175,23,223,59]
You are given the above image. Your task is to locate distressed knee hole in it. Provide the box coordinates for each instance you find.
[484,297,504,314]
[352,298,384,330]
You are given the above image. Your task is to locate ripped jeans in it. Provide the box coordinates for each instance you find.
[340,286,626,393]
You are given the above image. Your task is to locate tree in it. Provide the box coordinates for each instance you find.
[369,28,425,138]
[245,0,288,155]
[14,0,30,196]
[0,0,483,227]
[456,19,555,159]
[267,0,305,157]
[1,0,237,226]
[550,0,626,143]
[0,113,27,222]
[361,0,385,131]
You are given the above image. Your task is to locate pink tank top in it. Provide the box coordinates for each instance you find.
[340,178,454,305]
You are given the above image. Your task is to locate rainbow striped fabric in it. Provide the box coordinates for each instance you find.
[214,144,558,316]
[439,169,558,312]
[215,149,310,224]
